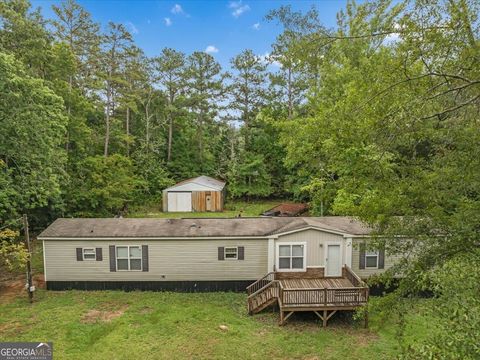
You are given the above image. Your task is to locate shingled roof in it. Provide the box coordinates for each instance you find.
[164,175,225,191]
[38,217,371,239]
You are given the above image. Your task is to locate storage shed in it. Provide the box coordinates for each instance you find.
[162,176,226,212]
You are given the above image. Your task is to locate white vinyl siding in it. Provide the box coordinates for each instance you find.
[275,229,345,267]
[44,239,267,281]
[351,238,402,278]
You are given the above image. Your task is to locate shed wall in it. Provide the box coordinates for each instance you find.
[192,191,223,212]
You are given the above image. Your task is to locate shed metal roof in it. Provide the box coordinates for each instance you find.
[38,216,371,239]
[164,176,225,192]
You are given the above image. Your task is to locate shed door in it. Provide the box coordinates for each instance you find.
[325,244,342,277]
[168,192,192,212]
[205,194,212,211]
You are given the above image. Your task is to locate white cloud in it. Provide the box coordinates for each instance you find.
[252,23,260,30]
[205,45,219,54]
[164,17,172,26]
[171,4,184,14]
[126,21,139,34]
[229,1,250,18]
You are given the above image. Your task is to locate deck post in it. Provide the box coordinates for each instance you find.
[323,310,327,328]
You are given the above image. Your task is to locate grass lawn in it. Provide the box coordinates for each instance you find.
[0,289,432,360]
[129,199,284,218]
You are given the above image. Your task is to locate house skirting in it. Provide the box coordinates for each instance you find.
[46,280,255,292]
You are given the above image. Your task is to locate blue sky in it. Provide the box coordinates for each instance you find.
[32,0,350,68]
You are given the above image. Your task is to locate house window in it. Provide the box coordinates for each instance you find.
[365,251,379,268]
[224,247,238,260]
[116,246,142,271]
[83,248,96,260]
[278,244,305,271]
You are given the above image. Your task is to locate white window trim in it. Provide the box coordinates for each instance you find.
[365,251,379,269]
[116,245,143,271]
[275,242,307,272]
[224,246,238,260]
[82,248,96,261]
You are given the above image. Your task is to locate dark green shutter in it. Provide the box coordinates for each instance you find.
[109,245,116,272]
[238,246,244,260]
[142,245,149,272]
[378,249,385,269]
[96,248,102,261]
[76,248,83,261]
[359,243,366,269]
[218,247,224,260]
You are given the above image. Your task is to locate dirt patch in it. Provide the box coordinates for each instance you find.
[80,305,129,324]
[0,321,24,334]
[0,275,45,303]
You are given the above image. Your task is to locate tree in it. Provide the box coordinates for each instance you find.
[120,46,149,157]
[273,0,480,356]
[229,49,267,146]
[100,22,133,157]
[51,0,101,93]
[0,0,52,78]
[185,51,226,171]
[227,149,272,199]
[0,52,67,223]
[154,48,187,163]
[67,154,143,215]
[0,229,28,273]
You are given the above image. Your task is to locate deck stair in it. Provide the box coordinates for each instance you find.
[246,266,369,327]
[246,272,278,314]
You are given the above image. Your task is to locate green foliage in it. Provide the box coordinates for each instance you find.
[67,155,143,216]
[269,0,480,357]
[227,151,272,198]
[133,151,174,201]
[0,229,28,272]
[403,251,480,359]
[0,51,67,222]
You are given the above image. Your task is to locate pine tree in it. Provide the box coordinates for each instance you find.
[153,48,187,163]
[185,51,226,172]
[100,22,133,157]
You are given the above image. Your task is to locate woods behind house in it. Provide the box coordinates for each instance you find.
[0,0,479,358]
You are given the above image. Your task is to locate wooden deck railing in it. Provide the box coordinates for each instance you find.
[246,272,275,295]
[280,286,368,307]
[248,267,369,313]
[247,280,279,314]
[344,265,367,288]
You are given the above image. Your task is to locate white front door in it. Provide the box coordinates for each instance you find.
[325,244,342,277]
[168,192,192,212]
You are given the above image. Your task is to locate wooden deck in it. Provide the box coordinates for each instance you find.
[280,277,354,289]
[247,266,369,327]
